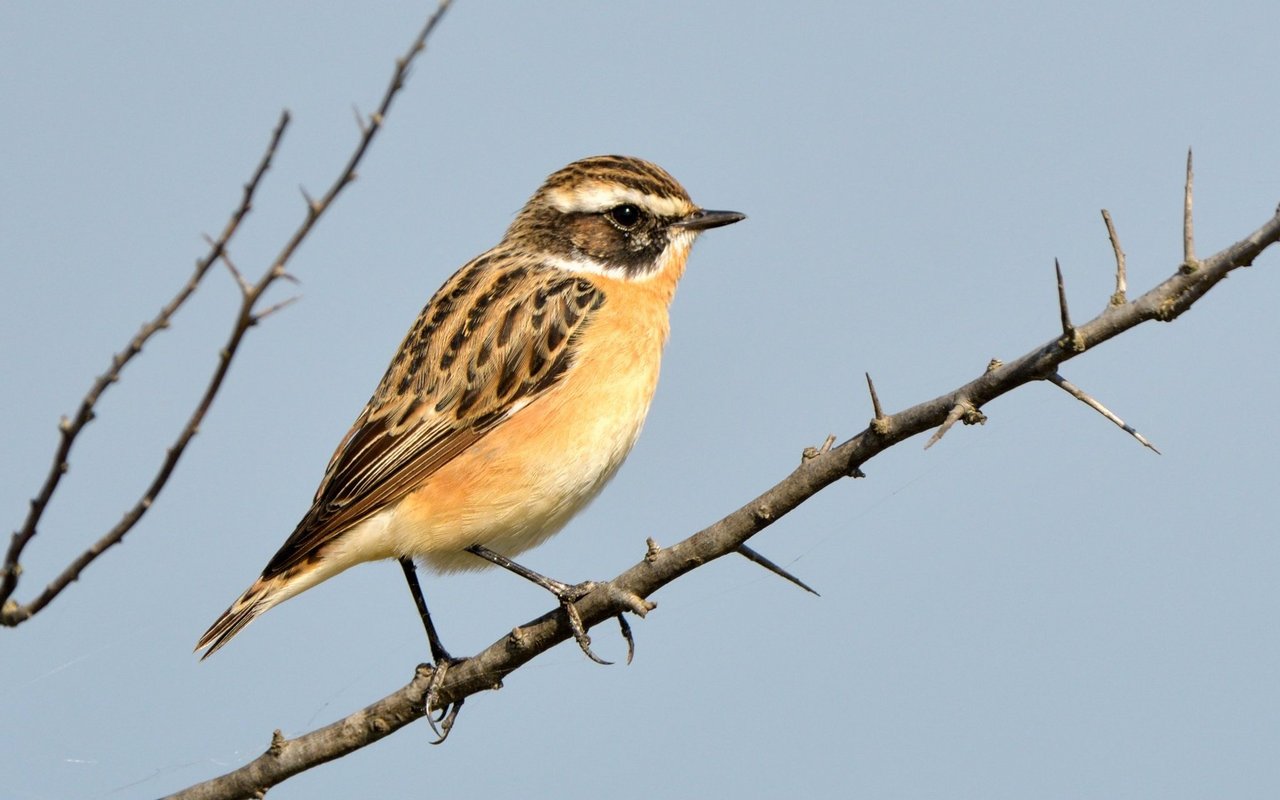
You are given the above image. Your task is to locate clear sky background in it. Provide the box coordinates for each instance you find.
[3,3,1278,798]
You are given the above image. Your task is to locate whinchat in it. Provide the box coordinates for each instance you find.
[196,156,746,669]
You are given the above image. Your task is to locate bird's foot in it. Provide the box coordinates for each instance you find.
[422,655,465,744]
[464,545,652,665]
[544,579,653,665]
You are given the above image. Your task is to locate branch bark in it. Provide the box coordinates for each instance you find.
[163,184,1280,799]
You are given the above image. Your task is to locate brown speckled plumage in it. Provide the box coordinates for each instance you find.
[196,156,742,658]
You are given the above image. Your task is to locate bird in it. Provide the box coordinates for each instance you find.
[196,155,753,673]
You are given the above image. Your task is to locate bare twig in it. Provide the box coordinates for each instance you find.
[269,0,454,277]
[1,110,290,620]
[1047,373,1161,454]
[2,0,454,627]
[211,242,251,295]
[164,160,1280,800]
[1102,209,1127,305]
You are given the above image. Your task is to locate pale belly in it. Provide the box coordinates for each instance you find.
[326,324,663,575]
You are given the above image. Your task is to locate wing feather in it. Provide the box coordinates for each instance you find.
[261,257,606,578]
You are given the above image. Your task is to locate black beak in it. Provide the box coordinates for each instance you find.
[673,208,746,231]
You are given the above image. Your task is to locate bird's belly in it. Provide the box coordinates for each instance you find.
[387,341,660,573]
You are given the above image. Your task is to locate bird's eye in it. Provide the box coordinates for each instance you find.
[607,204,642,229]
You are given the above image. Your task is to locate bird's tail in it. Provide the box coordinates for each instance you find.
[195,575,289,659]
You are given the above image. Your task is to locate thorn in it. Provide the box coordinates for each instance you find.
[1055,259,1084,351]
[603,584,654,618]
[865,372,885,420]
[217,249,250,294]
[1101,209,1127,305]
[736,545,820,596]
[926,402,967,449]
[801,434,836,463]
[866,372,890,434]
[300,186,321,216]
[508,626,527,648]
[352,103,368,135]
[1047,373,1161,454]
[1182,148,1197,271]
[252,295,301,324]
[925,400,984,449]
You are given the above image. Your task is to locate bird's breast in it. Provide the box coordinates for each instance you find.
[393,277,673,572]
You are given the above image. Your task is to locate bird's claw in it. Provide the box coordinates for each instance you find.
[554,581,651,665]
[616,613,635,665]
[422,657,465,744]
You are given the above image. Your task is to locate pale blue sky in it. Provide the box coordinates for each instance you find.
[3,3,1279,798]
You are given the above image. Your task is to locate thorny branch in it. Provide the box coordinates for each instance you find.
[7,1,1277,795]
[0,0,455,627]
[164,169,1280,798]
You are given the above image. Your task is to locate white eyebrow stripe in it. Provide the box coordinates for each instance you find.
[546,184,689,218]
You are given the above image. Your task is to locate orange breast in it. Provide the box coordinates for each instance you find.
[390,259,682,573]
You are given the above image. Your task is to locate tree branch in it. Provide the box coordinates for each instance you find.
[0,111,289,621]
[163,175,1280,799]
[1,0,455,627]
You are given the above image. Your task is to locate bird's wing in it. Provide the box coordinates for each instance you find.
[261,259,606,578]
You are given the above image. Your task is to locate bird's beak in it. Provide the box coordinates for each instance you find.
[673,208,746,231]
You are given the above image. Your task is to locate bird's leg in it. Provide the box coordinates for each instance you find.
[399,557,464,743]
[464,544,649,665]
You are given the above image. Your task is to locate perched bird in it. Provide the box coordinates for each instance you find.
[196,155,751,672]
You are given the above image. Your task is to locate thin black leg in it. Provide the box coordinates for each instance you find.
[466,544,639,665]
[398,557,463,743]
[399,557,453,664]
[464,545,577,596]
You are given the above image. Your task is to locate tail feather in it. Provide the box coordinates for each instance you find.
[195,579,280,659]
